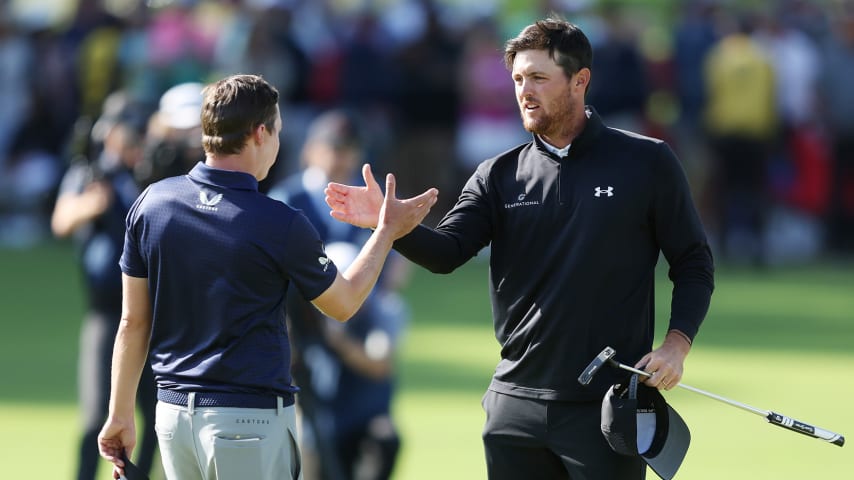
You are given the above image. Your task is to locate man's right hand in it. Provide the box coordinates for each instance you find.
[314,171,437,322]
[325,163,386,229]
[98,415,137,479]
[375,172,438,240]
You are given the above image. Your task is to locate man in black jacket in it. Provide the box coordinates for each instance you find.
[325,17,714,479]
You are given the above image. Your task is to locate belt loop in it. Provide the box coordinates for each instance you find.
[276,396,283,416]
[188,392,196,415]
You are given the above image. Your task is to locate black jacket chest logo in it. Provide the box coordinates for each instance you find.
[504,192,541,209]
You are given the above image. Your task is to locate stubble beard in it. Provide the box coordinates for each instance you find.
[520,91,577,140]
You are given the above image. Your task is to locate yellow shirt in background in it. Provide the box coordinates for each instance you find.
[703,34,777,139]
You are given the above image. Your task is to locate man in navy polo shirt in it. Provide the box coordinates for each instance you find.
[97,74,438,480]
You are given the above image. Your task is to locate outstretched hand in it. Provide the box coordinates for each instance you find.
[326,164,438,235]
[325,164,387,229]
[375,171,438,240]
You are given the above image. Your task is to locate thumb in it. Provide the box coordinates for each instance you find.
[363,164,379,189]
[384,173,396,201]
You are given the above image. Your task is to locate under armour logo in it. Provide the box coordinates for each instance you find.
[199,190,223,206]
[594,186,614,197]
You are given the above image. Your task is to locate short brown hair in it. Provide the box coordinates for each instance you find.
[504,17,593,80]
[201,75,279,155]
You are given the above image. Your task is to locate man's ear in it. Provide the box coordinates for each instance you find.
[252,123,267,145]
[574,68,591,89]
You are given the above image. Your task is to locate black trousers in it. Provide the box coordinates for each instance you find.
[482,390,645,480]
[76,309,157,480]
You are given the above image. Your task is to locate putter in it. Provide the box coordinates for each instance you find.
[579,346,845,447]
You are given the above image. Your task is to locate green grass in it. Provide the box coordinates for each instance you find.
[2,243,853,479]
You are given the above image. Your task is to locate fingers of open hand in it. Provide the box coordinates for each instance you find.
[407,189,438,225]
[325,179,384,228]
[325,190,343,210]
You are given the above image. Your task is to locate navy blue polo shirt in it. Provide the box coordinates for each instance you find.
[120,162,338,397]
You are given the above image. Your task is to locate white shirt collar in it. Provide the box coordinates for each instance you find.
[538,136,570,158]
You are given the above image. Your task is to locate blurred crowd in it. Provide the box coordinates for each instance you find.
[1,0,854,265]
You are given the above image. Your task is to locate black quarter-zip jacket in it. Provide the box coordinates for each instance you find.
[394,108,714,401]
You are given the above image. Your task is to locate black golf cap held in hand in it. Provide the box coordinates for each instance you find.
[119,450,150,480]
[601,374,691,480]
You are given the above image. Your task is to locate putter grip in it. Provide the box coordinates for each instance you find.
[766,411,845,447]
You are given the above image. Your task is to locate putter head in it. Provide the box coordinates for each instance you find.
[578,346,617,386]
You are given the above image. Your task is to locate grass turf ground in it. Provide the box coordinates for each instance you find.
[1,242,852,479]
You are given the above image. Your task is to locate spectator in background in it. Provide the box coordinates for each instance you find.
[392,0,462,224]
[0,87,66,246]
[455,17,529,176]
[135,81,205,187]
[818,4,854,253]
[144,0,215,93]
[673,0,719,134]
[213,2,312,183]
[755,12,820,131]
[112,3,160,108]
[337,9,399,181]
[71,0,126,120]
[0,9,32,172]
[50,91,158,480]
[753,8,829,263]
[783,0,831,43]
[0,17,70,246]
[671,0,719,218]
[268,110,371,245]
[703,14,777,264]
[585,4,649,132]
[339,10,398,113]
[291,241,406,480]
[269,110,408,480]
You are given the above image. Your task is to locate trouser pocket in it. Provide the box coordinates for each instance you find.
[212,434,266,479]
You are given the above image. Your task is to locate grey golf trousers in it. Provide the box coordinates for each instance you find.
[155,394,301,479]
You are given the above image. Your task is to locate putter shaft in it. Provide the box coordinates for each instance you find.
[613,361,766,416]
[612,360,845,447]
